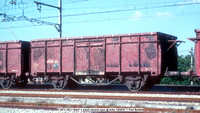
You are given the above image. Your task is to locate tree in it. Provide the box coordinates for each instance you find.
[161,54,197,85]
[178,55,193,71]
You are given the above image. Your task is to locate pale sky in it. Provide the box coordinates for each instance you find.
[0,0,200,55]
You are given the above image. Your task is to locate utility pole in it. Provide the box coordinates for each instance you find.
[34,0,62,38]
[59,0,62,38]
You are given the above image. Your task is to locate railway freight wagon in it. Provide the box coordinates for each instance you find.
[30,32,178,91]
[0,41,30,89]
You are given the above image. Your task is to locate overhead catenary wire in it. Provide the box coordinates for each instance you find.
[7,0,189,10]
[26,1,200,19]
[63,0,186,10]
[1,1,200,22]
[4,0,7,5]
[3,1,200,19]
[179,49,193,53]
[0,0,200,29]
[0,11,200,29]
[5,0,187,16]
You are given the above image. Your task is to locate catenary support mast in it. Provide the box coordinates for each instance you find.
[59,0,62,38]
[34,0,62,38]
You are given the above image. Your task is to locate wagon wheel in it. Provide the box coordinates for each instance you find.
[52,79,67,90]
[52,75,70,90]
[1,76,13,89]
[125,76,143,91]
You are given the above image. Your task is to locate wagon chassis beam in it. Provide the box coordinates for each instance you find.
[70,77,119,86]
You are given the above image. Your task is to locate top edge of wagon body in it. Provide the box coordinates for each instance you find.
[31,32,177,42]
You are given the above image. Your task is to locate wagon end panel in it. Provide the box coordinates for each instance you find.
[159,33,178,74]
[21,41,31,75]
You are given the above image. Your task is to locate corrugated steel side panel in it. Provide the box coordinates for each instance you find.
[106,37,120,72]
[62,46,74,72]
[75,39,105,75]
[106,34,160,76]
[30,32,177,77]
[90,41,105,75]
[62,39,74,73]
[31,47,45,74]
[7,49,21,75]
[0,41,22,76]
[46,41,60,73]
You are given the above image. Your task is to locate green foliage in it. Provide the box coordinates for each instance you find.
[178,55,192,71]
[161,54,199,85]
[160,76,191,85]
[160,76,200,85]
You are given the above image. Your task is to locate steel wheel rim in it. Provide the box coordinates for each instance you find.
[1,79,13,89]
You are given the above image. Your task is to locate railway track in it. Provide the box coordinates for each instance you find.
[1,89,200,102]
[0,89,200,112]
[6,83,200,92]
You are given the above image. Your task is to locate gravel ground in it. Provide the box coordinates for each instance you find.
[0,96,199,110]
[0,90,200,112]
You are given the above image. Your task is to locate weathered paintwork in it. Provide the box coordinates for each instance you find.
[0,41,30,77]
[190,29,200,76]
[195,29,200,76]
[31,32,177,77]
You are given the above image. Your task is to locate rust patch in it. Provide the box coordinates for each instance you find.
[112,37,119,42]
[134,61,139,67]
[33,63,38,70]
[145,44,156,60]
[0,44,5,47]
[133,61,150,67]
[145,36,156,60]
[33,49,44,61]
[106,64,119,67]
[142,62,150,67]
[47,64,52,69]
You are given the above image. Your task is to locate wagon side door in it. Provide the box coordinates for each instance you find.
[75,39,105,75]
[89,39,105,75]
[75,40,89,75]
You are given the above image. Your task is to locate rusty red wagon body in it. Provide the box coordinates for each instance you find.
[0,41,30,89]
[188,29,200,77]
[30,32,177,90]
[4,30,200,91]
